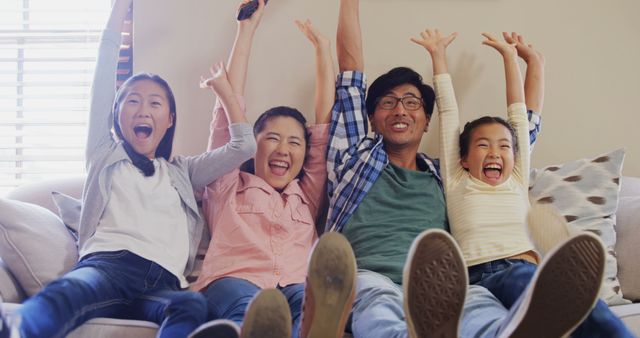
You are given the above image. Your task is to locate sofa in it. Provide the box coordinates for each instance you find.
[1,174,640,337]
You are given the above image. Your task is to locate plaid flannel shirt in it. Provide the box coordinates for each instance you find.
[326,70,542,233]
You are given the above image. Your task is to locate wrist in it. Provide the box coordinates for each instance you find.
[525,55,545,68]
[236,25,257,39]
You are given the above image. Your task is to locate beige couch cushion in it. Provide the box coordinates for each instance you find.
[0,198,78,296]
[616,196,640,301]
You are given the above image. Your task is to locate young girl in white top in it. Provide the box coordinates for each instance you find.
[412,29,633,338]
[8,1,256,337]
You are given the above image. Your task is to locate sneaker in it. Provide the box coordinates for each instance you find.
[0,298,19,338]
[403,229,467,338]
[497,232,606,338]
[0,296,6,338]
[299,232,356,338]
[240,288,291,338]
[189,319,240,338]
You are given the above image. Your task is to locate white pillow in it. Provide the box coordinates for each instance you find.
[0,198,78,296]
[529,148,629,305]
[51,191,82,241]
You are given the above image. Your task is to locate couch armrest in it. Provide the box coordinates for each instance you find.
[0,258,26,303]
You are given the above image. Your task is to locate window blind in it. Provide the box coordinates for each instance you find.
[0,0,133,196]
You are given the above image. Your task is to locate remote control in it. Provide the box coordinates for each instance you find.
[237,0,268,21]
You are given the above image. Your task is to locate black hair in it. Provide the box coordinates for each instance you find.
[459,116,518,160]
[241,106,309,179]
[112,73,177,176]
[365,67,435,118]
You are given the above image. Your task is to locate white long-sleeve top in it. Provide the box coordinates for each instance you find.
[435,73,534,267]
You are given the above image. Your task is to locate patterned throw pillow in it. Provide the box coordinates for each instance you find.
[529,148,629,305]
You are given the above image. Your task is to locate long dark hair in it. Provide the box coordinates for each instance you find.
[459,116,517,160]
[241,106,309,179]
[112,73,177,176]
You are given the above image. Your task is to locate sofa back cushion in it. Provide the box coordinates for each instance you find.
[616,196,640,301]
[0,198,78,296]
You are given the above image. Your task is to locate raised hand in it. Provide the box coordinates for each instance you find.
[411,28,457,75]
[237,0,266,33]
[410,29,457,57]
[502,32,545,66]
[295,19,335,125]
[481,32,517,59]
[200,61,232,94]
[502,32,545,113]
[201,61,247,124]
[295,19,330,50]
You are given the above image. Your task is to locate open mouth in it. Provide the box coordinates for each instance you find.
[269,160,289,176]
[133,124,153,139]
[483,163,502,180]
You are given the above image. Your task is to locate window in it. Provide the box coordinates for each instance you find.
[0,0,132,196]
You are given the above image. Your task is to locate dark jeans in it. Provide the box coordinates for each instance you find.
[18,250,207,338]
[469,259,634,338]
[202,277,305,338]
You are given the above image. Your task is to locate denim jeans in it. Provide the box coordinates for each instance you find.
[469,259,634,338]
[201,277,305,338]
[349,269,513,338]
[17,250,207,338]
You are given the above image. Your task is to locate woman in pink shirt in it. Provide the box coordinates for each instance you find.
[189,1,346,337]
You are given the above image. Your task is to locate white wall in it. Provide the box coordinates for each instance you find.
[135,0,640,176]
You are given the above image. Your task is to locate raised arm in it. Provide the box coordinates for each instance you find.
[482,32,525,107]
[85,0,131,160]
[337,0,363,72]
[503,32,545,114]
[202,62,248,125]
[201,0,265,150]
[226,0,266,96]
[105,0,131,34]
[411,29,457,75]
[411,29,460,187]
[296,19,335,125]
[483,33,529,179]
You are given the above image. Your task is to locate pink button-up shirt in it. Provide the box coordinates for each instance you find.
[191,104,328,291]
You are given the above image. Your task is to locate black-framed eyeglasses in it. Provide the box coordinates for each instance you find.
[376,95,424,111]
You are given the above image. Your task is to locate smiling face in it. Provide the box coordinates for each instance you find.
[254,116,307,190]
[461,123,515,186]
[116,79,174,159]
[370,83,429,151]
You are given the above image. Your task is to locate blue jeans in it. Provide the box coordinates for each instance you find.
[201,277,305,338]
[469,259,634,338]
[17,250,207,338]
[348,269,511,338]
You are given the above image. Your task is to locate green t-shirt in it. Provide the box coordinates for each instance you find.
[343,162,448,285]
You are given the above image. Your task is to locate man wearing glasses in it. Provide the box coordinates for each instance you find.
[325,0,543,337]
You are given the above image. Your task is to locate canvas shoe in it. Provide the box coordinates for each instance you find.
[496,232,606,338]
[0,299,19,338]
[189,319,240,338]
[299,232,356,338]
[0,296,6,338]
[240,288,291,338]
[403,229,467,338]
